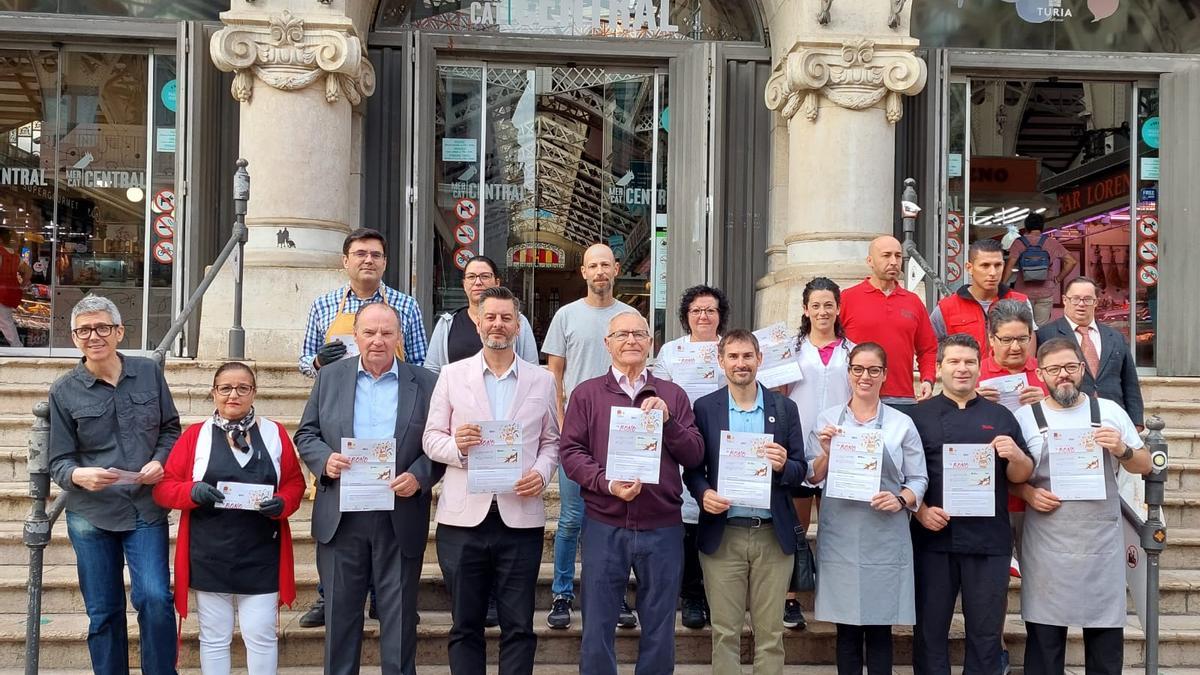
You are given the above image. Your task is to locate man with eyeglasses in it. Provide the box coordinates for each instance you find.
[47,294,181,675]
[541,243,637,629]
[909,334,1033,675]
[1010,337,1151,675]
[930,238,1035,360]
[1035,276,1144,427]
[560,310,705,675]
[297,228,427,626]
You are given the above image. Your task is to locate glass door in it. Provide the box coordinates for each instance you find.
[431,61,668,352]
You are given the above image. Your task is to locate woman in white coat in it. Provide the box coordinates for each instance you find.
[808,342,928,675]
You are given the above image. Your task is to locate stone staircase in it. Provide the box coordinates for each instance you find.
[1,357,1199,671]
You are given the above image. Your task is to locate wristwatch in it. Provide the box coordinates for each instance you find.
[1119,444,1135,461]
[895,493,907,509]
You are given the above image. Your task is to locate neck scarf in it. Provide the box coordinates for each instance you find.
[212,407,257,455]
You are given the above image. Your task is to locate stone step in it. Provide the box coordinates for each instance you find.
[13,669,1200,675]
[1143,403,1200,434]
[5,611,1197,669]
[0,358,312,390]
[0,383,312,421]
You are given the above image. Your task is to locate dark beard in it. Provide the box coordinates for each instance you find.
[1050,382,1082,407]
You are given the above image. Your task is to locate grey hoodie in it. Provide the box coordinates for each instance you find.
[424,308,540,374]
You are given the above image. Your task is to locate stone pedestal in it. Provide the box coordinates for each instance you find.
[757,0,926,326]
[198,0,375,361]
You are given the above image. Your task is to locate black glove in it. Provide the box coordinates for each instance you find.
[191,482,225,507]
[257,496,284,518]
[315,341,348,368]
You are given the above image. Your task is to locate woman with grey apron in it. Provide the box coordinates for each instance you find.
[807,342,928,675]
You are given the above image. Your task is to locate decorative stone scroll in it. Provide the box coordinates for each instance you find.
[210,10,376,105]
[765,38,926,124]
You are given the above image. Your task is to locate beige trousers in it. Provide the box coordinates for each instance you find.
[700,523,792,675]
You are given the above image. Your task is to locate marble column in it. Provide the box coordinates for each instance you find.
[198,0,376,360]
[756,0,927,326]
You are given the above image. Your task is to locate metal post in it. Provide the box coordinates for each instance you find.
[228,159,250,359]
[899,177,952,299]
[23,402,52,675]
[1142,416,1168,675]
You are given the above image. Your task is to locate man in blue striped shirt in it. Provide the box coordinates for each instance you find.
[298,228,427,378]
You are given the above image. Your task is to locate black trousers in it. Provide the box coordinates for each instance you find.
[913,550,1009,675]
[680,522,706,603]
[436,510,544,675]
[1025,622,1123,675]
[836,624,892,675]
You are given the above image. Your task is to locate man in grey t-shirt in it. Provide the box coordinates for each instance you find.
[542,243,635,630]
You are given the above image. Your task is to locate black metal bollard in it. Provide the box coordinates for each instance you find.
[23,401,53,675]
[1142,416,1168,675]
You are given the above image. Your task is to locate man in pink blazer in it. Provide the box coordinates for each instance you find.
[423,286,560,675]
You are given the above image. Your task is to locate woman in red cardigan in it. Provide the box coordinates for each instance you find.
[153,361,305,675]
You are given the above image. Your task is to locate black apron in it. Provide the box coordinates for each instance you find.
[190,425,280,594]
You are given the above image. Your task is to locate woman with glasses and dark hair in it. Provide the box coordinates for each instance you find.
[425,255,539,374]
[807,342,928,675]
[651,284,730,629]
[153,362,306,675]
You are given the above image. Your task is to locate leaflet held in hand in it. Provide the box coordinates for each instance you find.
[1048,428,1107,501]
[606,407,664,484]
[979,374,1027,412]
[942,444,995,517]
[824,426,884,502]
[469,421,523,494]
[752,322,803,388]
[662,341,721,402]
[214,481,275,511]
[339,437,397,512]
[717,431,774,509]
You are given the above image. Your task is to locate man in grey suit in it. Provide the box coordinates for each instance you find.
[1035,276,1144,426]
[296,301,444,675]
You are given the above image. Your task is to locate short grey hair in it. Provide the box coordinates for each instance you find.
[607,310,649,334]
[987,299,1034,337]
[71,294,122,328]
[353,301,402,330]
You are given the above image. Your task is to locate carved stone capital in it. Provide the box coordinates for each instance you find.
[210,9,375,105]
[765,38,926,124]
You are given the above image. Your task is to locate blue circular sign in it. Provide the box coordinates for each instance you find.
[160,79,178,113]
[1142,116,1160,149]
[660,106,669,133]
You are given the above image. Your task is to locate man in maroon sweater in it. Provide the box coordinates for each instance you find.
[560,310,705,675]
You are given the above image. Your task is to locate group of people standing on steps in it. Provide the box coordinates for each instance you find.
[45,223,1150,675]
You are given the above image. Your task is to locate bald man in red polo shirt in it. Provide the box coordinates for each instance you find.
[839,235,938,414]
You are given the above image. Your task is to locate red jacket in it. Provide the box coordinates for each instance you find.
[937,285,1029,360]
[152,418,306,619]
[840,279,938,399]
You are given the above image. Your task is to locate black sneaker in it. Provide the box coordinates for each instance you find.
[484,596,499,628]
[298,599,325,628]
[783,598,806,630]
[617,599,638,629]
[681,598,707,629]
[547,595,572,629]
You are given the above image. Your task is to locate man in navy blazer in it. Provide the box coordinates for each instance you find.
[684,329,807,674]
[1035,276,1144,426]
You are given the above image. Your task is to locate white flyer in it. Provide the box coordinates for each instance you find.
[661,341,722,403]
[717,431,774,509]
[824,427,884,502]
[329,333,360,358]
[214,481,275,511]
[606,407,664,484]
[1048,428,1107,501]
[107,468,143,485]
[979,373,1028,412]
[753,322,803,388]
[468,421,524,494]
[942,444,995,517]
[339,437,397,512]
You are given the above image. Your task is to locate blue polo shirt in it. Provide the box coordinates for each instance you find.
[728,386,773,520]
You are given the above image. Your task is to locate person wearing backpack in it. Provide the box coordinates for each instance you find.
[1001,213,1077,326]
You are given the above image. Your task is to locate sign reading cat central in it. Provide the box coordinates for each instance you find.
[468,0,680,35]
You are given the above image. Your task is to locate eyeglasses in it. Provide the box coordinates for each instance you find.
[1039,362,1085,377]
[71,324,118,339]
[214,384,256,397]
[688,308,719,317]
[849,365,885,378]
[464,273,496,283]
[1064,296,1097,306]
[993,335,1032,346]
[607,330,651,342]
[349,250,385,260]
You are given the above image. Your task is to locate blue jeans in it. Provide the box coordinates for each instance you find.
[66,511,177,675]
[580,518,683,675]
[551,465,584,598]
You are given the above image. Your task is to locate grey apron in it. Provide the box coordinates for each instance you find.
[1020,402,1125,628]
[814,407,916,626]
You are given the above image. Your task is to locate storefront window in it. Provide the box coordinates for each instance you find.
[0,46,176,354]
[1133,86,1158,367]
[0,0,223,20]
[432,62,667,350]
[377,0,763,42]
